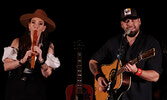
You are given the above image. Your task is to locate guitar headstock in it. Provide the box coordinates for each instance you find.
[73,40,84,51]
[130,48,155,65]
[140,48,155,60]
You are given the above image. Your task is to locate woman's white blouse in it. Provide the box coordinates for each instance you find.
[2,46,60,69]
[2,46,18,62]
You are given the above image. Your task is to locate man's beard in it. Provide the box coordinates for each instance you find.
[128,30,138,37]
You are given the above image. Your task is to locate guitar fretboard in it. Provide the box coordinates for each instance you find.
[116,48,155,76]
[76,51,83,94]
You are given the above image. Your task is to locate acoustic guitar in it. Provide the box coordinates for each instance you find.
[66,40,93,100]
[94,48,155,100]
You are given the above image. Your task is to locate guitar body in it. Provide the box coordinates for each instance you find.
[66,84,93,100]
[94,59,131,100]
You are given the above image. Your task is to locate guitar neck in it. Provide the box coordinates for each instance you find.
[116,58,138,75]
[76,51,83,94]
[116,48,155,76]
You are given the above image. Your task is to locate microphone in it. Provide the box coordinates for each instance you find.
[123,30,131,37]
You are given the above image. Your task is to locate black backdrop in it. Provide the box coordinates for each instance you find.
[0,2,167,100]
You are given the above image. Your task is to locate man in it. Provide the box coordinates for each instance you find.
[89,8,163,100]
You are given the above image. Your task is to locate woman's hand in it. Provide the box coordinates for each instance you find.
[21,50,34,64]
[33,46,43,62]
[41,64,52,78]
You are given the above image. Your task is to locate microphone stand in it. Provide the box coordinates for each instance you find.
[106,33,127,100]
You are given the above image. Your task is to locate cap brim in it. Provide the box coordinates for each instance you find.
[121,16,138,21]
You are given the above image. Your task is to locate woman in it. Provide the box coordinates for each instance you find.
[2,9,60,100]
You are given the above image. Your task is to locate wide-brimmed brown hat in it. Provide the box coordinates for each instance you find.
[20,9,56,32]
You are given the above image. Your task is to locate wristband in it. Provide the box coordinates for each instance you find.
[38,59,45,65]
[40,61,45,65]
[95,74,105,81]
[19,59,24,66]
[135,68,142,76]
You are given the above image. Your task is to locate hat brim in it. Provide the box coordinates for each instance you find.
[121,16,138,21]
[20,14,56,32]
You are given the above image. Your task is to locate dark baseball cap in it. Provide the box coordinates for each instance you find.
[120,8,139,21]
